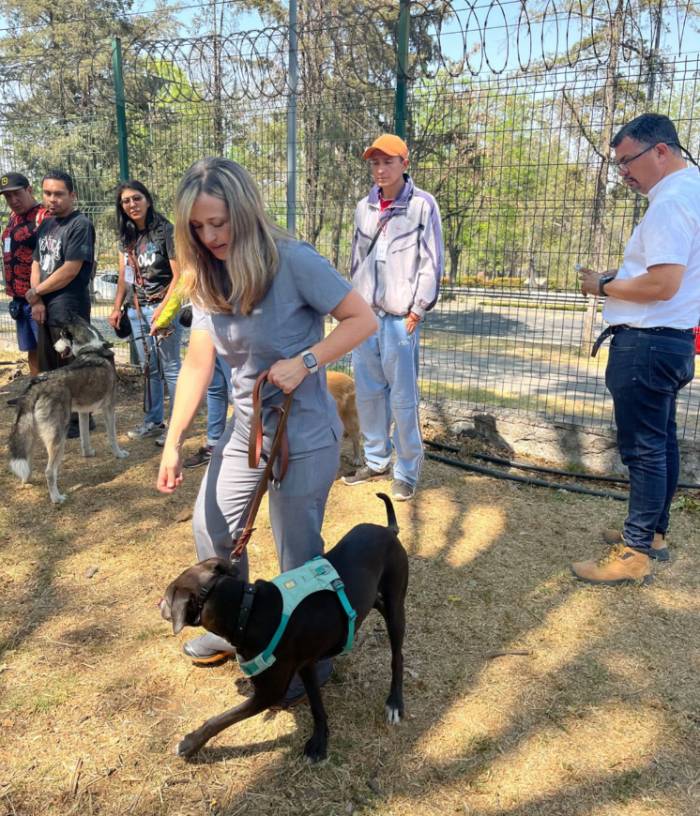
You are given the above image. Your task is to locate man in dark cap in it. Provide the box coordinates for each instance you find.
[1,172,48,375]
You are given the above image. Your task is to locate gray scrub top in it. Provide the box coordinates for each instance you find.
[191,239,351,455]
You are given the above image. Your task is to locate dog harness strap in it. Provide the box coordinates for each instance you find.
[235,584,257,638]
[236,557,358,678]
[331,577,357,654]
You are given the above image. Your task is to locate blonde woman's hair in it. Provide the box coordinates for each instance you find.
[174,158,288,314]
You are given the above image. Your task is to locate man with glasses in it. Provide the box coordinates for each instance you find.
[574,113,700,585]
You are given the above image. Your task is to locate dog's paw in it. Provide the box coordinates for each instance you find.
[176,733,202,759]
[51,493,67,505]
[303,735,328,764]
[115,448,129,459]
[385,703,402,725]
[82,448,96,458]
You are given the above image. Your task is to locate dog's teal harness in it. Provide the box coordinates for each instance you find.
[237,556,357,678]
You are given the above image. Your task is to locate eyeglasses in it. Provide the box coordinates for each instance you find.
[611,144,657,171]
[120,194,145,206]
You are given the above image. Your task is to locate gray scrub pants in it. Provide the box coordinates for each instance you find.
[192,421,340,580]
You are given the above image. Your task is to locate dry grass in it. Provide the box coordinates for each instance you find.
[0,353,698,816]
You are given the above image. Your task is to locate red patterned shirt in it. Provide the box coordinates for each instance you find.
[2,203,48,297]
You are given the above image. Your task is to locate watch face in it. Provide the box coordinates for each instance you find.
[303,352,317,369]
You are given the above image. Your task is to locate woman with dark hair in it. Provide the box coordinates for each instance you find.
[108,180,182,445]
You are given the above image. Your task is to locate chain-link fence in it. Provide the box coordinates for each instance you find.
[1,1,699,440]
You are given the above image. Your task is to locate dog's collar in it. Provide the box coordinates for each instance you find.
[192,571,223,626]
[198,571,221,606]
[195,574,256,637]
[75,344,114,360]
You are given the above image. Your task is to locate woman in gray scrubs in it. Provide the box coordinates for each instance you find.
[156,158,377,682]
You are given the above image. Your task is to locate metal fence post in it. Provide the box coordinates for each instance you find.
[111,36,137,363]
[286,0,298,235]
[111,37,130,182]
[394,0,410,138]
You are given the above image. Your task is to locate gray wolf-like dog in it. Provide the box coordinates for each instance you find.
[159,493,408,762]
[9,316,128,503]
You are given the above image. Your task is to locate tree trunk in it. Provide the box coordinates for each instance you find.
[448,241,460,284]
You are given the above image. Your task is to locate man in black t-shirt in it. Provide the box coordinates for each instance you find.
[27,170,95,373]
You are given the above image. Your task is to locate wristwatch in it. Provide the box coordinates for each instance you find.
[598,274,615,296]
[300,349,318,374]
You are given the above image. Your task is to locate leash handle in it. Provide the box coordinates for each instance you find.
[232,371,295,559]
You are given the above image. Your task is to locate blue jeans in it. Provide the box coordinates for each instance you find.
[606,328,695,553]
[351,314,423,487]
[206,355,232,446]
[128,303,183,426]
[13,298,39,352]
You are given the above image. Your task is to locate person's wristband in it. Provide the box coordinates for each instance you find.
[598,274,615,296]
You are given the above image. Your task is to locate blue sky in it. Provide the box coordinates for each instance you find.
[163,1,700,77]
[1,1,699,70]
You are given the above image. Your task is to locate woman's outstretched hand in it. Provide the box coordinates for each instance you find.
[157,443,184,493]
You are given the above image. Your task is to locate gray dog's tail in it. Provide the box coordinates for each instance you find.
[9,398,36,483]
[376,492,399,535]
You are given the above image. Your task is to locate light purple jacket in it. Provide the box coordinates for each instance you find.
[349,176,443,318]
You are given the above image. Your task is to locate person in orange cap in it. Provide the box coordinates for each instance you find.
[343,134,443,501]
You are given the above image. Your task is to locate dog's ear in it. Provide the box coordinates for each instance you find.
[214,558,242,580]
[170,587,197,635]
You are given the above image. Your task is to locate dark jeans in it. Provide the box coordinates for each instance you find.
[606,328,695,553]
[37,298,91,373]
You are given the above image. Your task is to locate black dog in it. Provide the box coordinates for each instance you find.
[160,493,408,762]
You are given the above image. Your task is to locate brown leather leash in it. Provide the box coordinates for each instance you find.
[231,370,294,559]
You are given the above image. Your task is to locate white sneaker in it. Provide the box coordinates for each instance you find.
[127,421,165,440]
[155,430,168,447]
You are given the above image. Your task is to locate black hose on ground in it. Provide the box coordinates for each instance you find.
[424,451,629,501]
[424,438,700,491]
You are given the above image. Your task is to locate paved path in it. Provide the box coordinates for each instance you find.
[2,293,698,441]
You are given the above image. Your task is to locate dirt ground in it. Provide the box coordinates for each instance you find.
[0,354,698,816]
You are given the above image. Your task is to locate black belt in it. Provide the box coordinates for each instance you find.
[591,324,694,357]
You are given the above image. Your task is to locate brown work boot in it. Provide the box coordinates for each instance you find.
[601,529,670,562]
[571,543,653,586]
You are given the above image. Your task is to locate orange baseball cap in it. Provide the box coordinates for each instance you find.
[362,134,409,160]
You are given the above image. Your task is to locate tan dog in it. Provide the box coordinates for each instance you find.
[326,370,363,465]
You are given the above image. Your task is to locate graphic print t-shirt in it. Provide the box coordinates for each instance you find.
[33,210,95,312]
[119,214,176,305]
